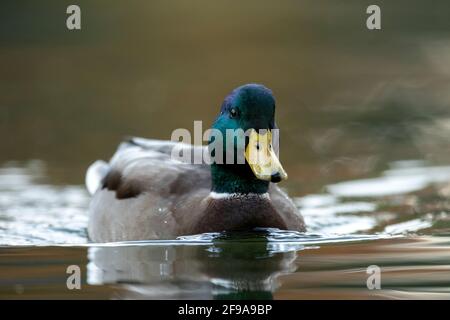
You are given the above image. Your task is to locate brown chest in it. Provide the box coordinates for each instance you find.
[190,195,288,234]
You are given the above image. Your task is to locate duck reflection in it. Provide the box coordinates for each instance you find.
[87,233,303,299]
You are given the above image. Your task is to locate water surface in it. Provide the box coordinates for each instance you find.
[1,160,450,299]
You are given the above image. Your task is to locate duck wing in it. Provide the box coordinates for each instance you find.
[85,137,211,198]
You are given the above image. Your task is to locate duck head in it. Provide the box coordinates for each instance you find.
[209,84,288,194]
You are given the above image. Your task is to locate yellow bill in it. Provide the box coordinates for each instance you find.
[245,129,288,183]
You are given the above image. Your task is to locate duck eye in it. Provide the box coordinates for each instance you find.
[229,108,238,118]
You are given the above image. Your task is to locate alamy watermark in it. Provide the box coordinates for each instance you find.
[170,121,280,166]
[66,265,81,290]
[65,4,381,32]
[366,265,381,290]
[66,5,81,30]
[366,5,381,30]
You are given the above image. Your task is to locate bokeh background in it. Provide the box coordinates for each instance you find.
[1,0,450,194]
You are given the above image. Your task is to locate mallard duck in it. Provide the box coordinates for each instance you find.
[86,84,305,242]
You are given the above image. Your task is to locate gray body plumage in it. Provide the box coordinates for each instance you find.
[86,137,305,242]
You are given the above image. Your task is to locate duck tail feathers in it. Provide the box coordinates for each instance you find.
[85,160,109,195]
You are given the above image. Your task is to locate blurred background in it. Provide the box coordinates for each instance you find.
[1,0,450,194]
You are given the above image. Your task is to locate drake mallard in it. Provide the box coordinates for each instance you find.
[86,84,305,242]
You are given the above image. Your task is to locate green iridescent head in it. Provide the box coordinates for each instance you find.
[209,84,287,194]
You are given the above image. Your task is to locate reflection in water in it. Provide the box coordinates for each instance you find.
[87,237,300,299]
[85,231,393,299]
[0,161,88,245]
[298,160,450,236]
[2,235,450,299]
[327,161,450,198]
